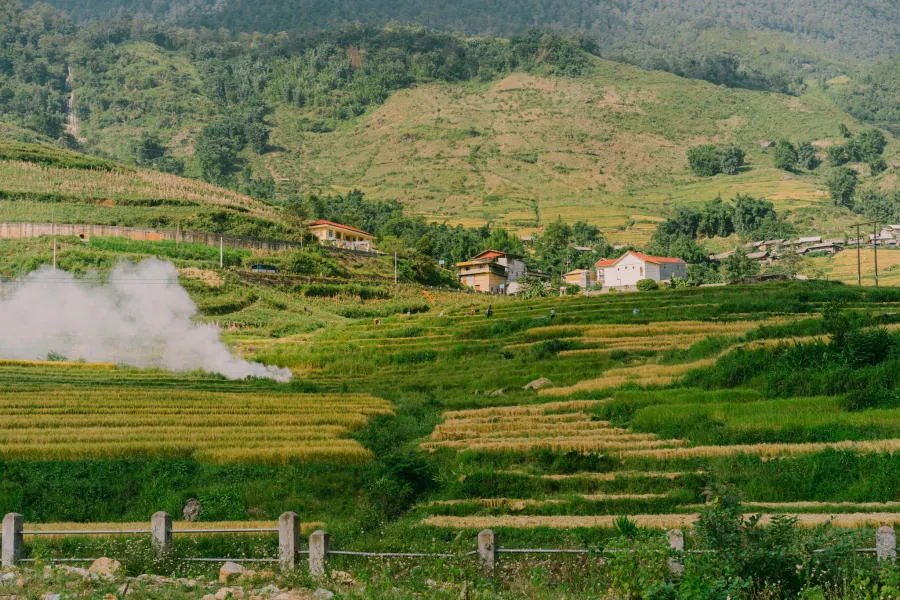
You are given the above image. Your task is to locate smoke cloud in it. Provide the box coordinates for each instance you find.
[0,259,293,382]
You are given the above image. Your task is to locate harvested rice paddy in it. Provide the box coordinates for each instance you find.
[421,400,685,453]
[0,390,393,463]
[420,513,900,530]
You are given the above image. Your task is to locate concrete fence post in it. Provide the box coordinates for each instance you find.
[876,526,896,562]
[309,530,330,577]
[278,512,301,570]
[478,529,498,572]
[667,528,684,575]
[151,511,172,557]
[1,513,23,567]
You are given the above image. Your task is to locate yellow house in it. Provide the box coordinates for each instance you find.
[564,269,594,288]
[307,220,376,252]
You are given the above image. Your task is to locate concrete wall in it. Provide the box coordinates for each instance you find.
[0,223,298,252]
[604,254,686,288]
[499,257,526,282]
[607,253,647,288]
[658,260,687,282]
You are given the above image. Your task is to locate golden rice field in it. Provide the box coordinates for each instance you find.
[420,513,900,530]
[810,249,900,286]
[540,359,718,397]
[618,438,900,459]
[0,390,393,463]
[22,521,323,538]
[421,400,685,453]
[424,493,668,511]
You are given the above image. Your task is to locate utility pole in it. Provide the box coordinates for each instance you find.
[219,236,224,269]
[51,207,56,270]
[873,221,879,287]
[851,221,878,286]
[394,252,398,284]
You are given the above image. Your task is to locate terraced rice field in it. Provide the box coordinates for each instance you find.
[420,513,900,529]
[365,288,900,534]
[3,276,900,544]
[0,390,392,462]
[421,400,685,453]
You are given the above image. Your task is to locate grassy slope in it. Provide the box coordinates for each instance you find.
[263,58,894,242]
[65,42,899,245]
[0,142,288,236]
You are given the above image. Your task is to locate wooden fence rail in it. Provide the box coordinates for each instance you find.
[0,513,896,575]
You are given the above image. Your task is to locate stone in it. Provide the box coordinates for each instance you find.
[273,592,313,600]
[489,389,504,396]
[182,498,202,522]
[329,571,356,586]
[312,591,334,600]
[522,377,552,391]
[257,585,281,596]
[219,562,245,585]
[43,594,60,600]
[89,558,121,579]
[257,571,276,581]
[201,595,217,600]
[215,587,244,600]
[57,565,91,579]
[0,573,15,583]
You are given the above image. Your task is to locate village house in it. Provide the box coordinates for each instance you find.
[564,269,594,289]
[597,251,687,290]
[456,250,527,294]
[594,258,617,286]
[307,220,376,252]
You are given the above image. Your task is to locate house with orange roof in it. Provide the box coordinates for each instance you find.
[307,220,376,252]
[456,250,527,294]
[594,258,617,286]
[597,251,686,290]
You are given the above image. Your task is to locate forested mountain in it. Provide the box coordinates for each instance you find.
[1,0,897,245]
[829,58,900,135]
[23,0,900,65]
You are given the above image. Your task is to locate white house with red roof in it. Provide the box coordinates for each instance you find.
[595,251,686,289]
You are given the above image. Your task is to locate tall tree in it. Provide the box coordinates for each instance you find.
[825,167,859,208]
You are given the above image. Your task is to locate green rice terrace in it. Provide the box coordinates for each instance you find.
[0,235,899,597]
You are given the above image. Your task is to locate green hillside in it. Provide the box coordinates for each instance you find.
[1,2,898,248]
[261,64,890,241]
[0,141,294,238]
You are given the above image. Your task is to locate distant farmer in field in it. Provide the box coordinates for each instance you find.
[550,308,556,319]
[486,305,493,318]
[374,318,381,326]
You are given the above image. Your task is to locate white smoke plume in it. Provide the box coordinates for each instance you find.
[0,259,293,382]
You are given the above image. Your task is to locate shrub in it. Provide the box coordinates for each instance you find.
[773,139,798,171]
[636,278,659,291]
[687,145,722,177]
[605,532,670,600]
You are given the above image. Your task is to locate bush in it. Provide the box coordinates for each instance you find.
[636,278,659,291]
[687,145,722,177]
